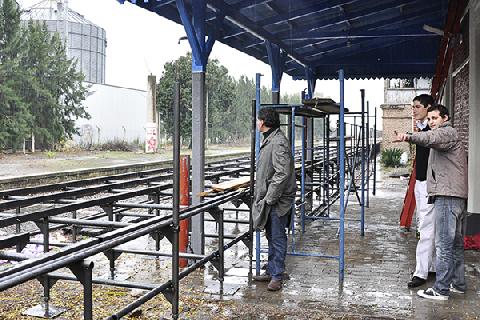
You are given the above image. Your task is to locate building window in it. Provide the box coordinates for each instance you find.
[388,78,415,88]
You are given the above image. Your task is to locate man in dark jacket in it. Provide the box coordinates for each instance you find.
[408,94,436,288]
[252,107,296,291]
[395,104,468,301]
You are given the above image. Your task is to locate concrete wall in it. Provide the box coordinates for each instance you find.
[74,83,147,146]
[380,104,413,155]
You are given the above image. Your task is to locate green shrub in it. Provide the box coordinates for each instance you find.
[46,151,56,159]
[381,148,403,167]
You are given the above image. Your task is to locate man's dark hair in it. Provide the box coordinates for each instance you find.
[427,104,450,119]
[413,94,434,108]
[258,107,280,129]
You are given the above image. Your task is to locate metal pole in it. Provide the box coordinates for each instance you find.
[218,208,224,293]
[353,117,357,168]
[16,207,21,252]
[83,262,94,320]
[255,73,262,275]
[373,107,377,196]
[42,217,49,253]
[179,155,190,268]
[191,71,205,255]
[366,101,370,208]
[360,89,365,237]
[72,210,77,243]
[249,99,256,282]
[326,114,330,217]
[290,106,296,252]
[301,116,306,233]
[172,81,181,319]
[339,69,345,282]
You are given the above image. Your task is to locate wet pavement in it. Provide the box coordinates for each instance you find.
[1,157,479,319]
[187,165,480,320]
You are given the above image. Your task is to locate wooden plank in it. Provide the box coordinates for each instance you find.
[199,176,251,196]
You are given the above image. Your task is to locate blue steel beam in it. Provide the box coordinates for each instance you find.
[299,5,443,51]
[270,0,435,42]
[206,0,309,69]
[265,40,286,93]
[175,0,222,72]
[176,0,203,71]
[257,0,354,28]
[307,30,439,64]
[303,11,443,61]
[305,68,316,99]
[338,68,345,282]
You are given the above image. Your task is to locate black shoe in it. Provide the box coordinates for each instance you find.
[253,273,272,282]
[408,276,426,288]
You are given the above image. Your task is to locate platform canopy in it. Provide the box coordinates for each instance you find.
[119,0,449,80]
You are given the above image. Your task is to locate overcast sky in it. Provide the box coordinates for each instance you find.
[17,0,385,127]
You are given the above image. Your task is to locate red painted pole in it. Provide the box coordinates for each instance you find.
[179,155,190,268]
[400,161,416,229]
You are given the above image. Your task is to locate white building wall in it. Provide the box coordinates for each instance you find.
[384,78,432,104]
[74,83,147,146]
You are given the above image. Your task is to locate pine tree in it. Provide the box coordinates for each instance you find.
[0,0,89,151]
[21,21,89,149]
[0,0,31,151]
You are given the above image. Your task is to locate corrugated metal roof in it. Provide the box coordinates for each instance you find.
[120,0,450,80]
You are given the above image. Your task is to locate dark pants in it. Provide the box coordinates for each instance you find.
[265,206,288,281]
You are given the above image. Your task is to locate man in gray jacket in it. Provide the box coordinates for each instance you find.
[394,104,467,301]
[252,107,296,291]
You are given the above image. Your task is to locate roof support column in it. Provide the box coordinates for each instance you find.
[265,40,291,143]
[305,69,316,213]
[265,40,285,104]
[176,0,219,255]
[306,69,316,100]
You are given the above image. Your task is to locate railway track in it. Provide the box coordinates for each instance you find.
[0,144,368,319]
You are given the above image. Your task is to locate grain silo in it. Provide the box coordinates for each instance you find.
[21,0,107,84]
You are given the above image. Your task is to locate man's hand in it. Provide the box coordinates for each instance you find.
[392,130,409,143]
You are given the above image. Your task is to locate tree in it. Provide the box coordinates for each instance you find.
[21,21,89,149]
[0,0,31,150]
[0,0,89,151]
[232,75,256,141]
[156,53,242,146]
[156,54,192,144]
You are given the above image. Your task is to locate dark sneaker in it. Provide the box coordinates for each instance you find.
[450,284,465,294]
[253,273,272,282]
[417,287,449,301]
[267,279,282,291]
[408,276,426,288]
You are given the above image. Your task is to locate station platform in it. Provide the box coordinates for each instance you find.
[0,152,478,319]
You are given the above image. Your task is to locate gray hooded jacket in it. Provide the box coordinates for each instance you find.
[409,122,468,199]
[252,128,297,230]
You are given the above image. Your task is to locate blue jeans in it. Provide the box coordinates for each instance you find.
[433,196,466,295]
[265,206,288,281]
